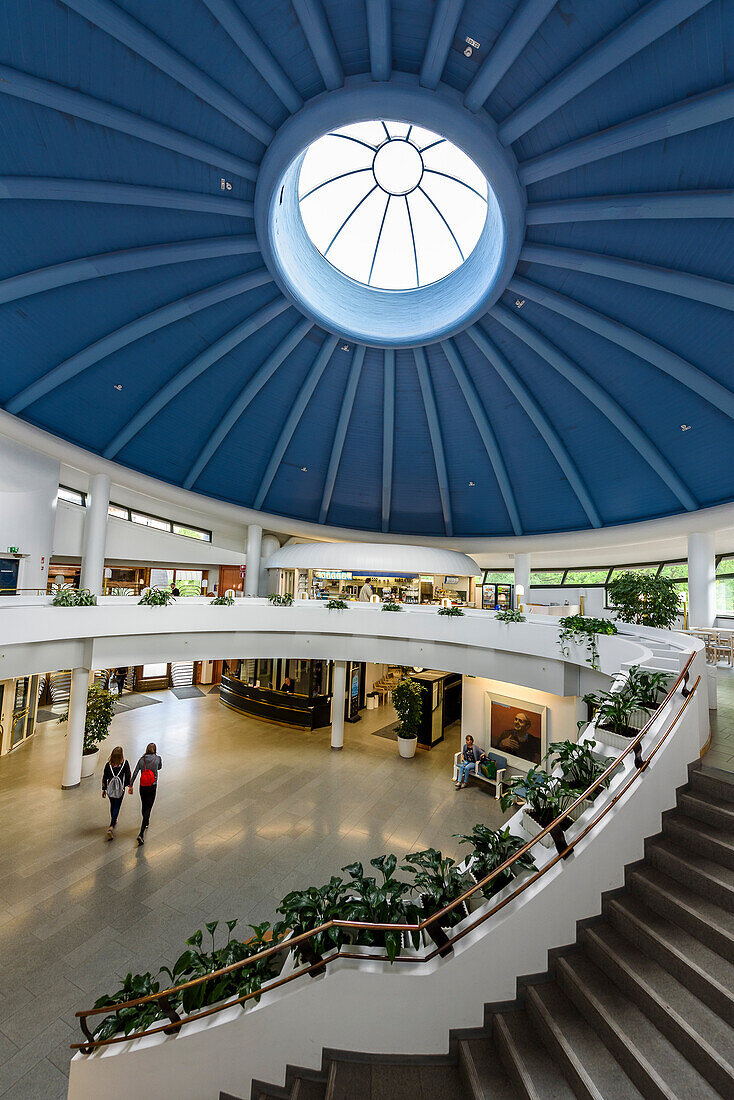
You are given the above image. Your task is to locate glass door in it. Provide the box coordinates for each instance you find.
[11,677,30,747]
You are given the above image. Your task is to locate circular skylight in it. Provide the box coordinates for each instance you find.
[298,120,489,290]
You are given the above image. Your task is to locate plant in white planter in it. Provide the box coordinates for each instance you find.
[392,676,422,759]
[545,739,610,821]
[584,687,640,749]
[501,769,576,853]
[454,824,536,899]
[623,666,671,729]
[58,685,117,777]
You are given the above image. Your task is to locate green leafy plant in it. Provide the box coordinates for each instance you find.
[211,594,234,606]
[92,971,164,1041]
[381,600,403,612]
[437,605,464,617]
[558,614,617,670]
[58,685,116,754]
[138,587,176,607]
[391,677,423,740]
[341,855,420,962]
[402,848,468,929]
[500,768,576,828]
[545,739,609,800]
[607,571,681,629]
[623,665,671,709]
[454,824,536,897]
[274,877,348,961]
[583,688,637,736]
[52,586,97,607]
[268,592,293,606]
[495,607,525,623]
[325,598,348,610]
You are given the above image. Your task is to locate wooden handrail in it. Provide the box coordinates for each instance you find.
[73,649,697,1052]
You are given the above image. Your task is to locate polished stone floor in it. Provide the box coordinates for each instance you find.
[707,665,734,772]
[0,690,506,1098]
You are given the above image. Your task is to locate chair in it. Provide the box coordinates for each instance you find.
[453,751,507,799]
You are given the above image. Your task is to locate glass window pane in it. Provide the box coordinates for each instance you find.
[108,503,129,520]
[716,556,734,576]
[565,569,610,585]
[530,570,565,585]
[172,523,211,542]
[660,562,687,580]
[483,571,513,583]
[131,511,170,531]
[150,568,174,588]
[174,570,203,596]
[717,576,734,612]
[609,565,659,580]
[142,663,167,678]
[256,660,274,689]
[58,485,85,506]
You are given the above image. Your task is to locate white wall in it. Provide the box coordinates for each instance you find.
[0,434,59,591]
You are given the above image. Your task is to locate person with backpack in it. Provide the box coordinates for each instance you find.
[129,742,163,846]
[102,746,131,840]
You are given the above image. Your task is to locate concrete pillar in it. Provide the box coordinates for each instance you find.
[259,534,280,596]
[245,524,262,597]
[514,553,531,610]
[61,666,90,789]
[688,531,716,628]
[80,473,110,595]
[331,660,347,750]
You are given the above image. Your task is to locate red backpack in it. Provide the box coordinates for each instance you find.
[140,767,156,787]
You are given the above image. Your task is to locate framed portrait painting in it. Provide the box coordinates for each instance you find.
[485,692,547,771]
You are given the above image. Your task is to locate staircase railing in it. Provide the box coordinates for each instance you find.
[72,653,700,1054]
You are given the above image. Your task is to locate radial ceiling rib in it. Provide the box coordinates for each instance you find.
[319,344,366,523]
[413,347,453,537]
[0,177,254,216]
[520,82,734,185]
[491,304,698,511]
[6,268,272,414]
[440,338,523,535]
[381,348,395,532]
[366,0,391,82]
[499,0,714,145]
[104,296,290,460]
[202,0,302,113]
[509,275,734,420]
[521,243,734,312]
[253,333,339,511]
[184,318,314,489]
[0,235,260,307]
[0,64,257,181]
[419,0,465,90]
[468,324,602,528]
[463,0,557,112]
[58,0,272,144]
[526,191,734,224]
[292,0,344,91]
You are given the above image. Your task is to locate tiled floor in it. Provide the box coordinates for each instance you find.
[706,666,734,772]
[0,690,506,1097]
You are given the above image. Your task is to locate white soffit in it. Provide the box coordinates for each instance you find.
[265,542,481,577]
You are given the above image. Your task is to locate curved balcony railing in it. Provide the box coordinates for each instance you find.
[71,652,699,1055]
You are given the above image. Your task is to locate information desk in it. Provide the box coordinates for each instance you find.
[219,674,332,730]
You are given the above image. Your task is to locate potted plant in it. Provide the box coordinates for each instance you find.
[392,676,422,758]
[274,877,347,970]
[584,688,641,749]
[623,666,671,728]
[402,847,469,955]
[437,605,463,617]
[545,739,610,821]
[495,608,525,623]
[341,855,420,962]
[138,587,176,606]
[52,586,97,607]
[211,594,234,606]
[381,600,402,612]
[501,769,576,853]
[558,614,617,670]
[268,592,293,606]
[325,598,348,610]
[454,824,536,900]
[58,684,117,778]
[607,571,681,628]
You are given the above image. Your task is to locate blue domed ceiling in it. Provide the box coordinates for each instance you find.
[1,0,733,537]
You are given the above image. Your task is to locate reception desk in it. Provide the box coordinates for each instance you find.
[219,674,332,730]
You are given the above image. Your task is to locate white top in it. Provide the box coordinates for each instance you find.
[265,541,481,577]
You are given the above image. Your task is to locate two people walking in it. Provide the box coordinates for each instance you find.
[102,742,162,845]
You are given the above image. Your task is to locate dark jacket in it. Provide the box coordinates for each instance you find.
[102,759,131,794]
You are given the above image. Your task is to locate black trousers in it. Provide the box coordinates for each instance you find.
[109,795,123,827]
[139,784,157,832]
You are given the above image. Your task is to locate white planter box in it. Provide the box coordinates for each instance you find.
[521,809,556,849]
[81,749,99,778]
[567,796,595,823]
[594,725,637,752]
[398,736,417,758]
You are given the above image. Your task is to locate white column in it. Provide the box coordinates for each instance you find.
[688,531,716,628]
[259,534,280,596]
[245,524,262,597]
[331,660,347,750]
[514,553,531,610]
[61,666,90,789]
[80,473,110,595]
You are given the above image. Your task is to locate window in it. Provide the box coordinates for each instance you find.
[108,503,129,520]
[660,562,687,580]
[530,570,565,586]
[58,485,86,507]
[608,565,659,581]
[174,570,203,596]
[716,556,734,576]
[564,568,611,585]
[172,523,211,542]
[482,571,513,584]
[131,510,171,532]
[717,557,734,613]
[141,663,167,679]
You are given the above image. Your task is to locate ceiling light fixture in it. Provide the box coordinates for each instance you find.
[113,384,123,391]
[680,424,692,431]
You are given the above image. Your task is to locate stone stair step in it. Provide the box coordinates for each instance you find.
[677,790,734,832]
[493,1009,576,1099]
[457,1037,519,1099]
[690,768,734,805]
[291,1076,329,1100]
[663,813,734,868]
[580,923,734,1096]
[629,863,734,963]
[647,838,734,910]
[526,981,644,1100]
[607,893,734,1026]
[324,1057,465,1100]
[558,951,720,1100]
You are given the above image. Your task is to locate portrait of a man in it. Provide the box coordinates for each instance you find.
[489,697,545,767]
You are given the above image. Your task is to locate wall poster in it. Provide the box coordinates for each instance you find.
[485,691,547,770]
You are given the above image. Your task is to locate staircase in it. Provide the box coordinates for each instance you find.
[243,765,734,1100]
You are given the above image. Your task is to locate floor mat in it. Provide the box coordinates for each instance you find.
[372,721,400,742]
[116,694,162,710]
[36,708,60,724]
[170,685,205,700]
[207,685,221,694]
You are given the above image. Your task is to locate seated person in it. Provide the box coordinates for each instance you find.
[455,734,486,789]
[280,675,295,693]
